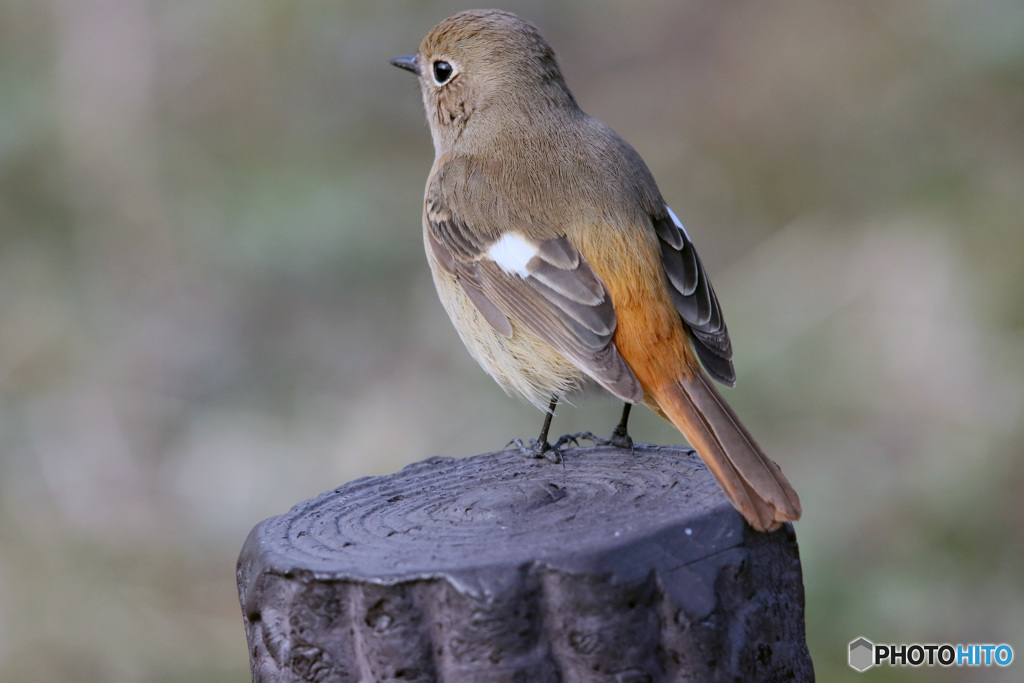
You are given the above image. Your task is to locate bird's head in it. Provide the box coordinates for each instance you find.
[391,10,578,153]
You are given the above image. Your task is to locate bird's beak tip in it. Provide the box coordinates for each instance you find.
[390,54,419,75]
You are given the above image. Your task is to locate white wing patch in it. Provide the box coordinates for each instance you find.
[487,233,537,277]
[666,205,691,241]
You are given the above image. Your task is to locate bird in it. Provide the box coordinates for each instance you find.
[390,9,801,532]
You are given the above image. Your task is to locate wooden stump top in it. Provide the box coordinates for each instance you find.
[243,445,743,612]
[238,444,812,681]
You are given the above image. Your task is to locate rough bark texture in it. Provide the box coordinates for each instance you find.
[237,444,813,682]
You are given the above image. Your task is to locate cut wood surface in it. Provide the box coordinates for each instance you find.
[237,444,813,682]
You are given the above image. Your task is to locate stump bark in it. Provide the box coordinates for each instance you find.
[237,444,813,682]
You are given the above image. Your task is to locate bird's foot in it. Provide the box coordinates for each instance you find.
[560,429,634,452]
[505,438,563,463]
[609,424,634,451]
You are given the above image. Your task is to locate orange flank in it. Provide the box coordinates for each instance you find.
[581,225,802,531]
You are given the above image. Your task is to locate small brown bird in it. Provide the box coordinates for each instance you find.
[391,10,800,531]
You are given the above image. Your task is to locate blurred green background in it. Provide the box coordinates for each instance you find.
[1,0,1022,680]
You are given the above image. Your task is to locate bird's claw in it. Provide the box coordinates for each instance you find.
[558,430,634,452]
[551,433,581,450]
[506,437,563,463]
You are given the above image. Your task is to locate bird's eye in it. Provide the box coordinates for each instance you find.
[432,60,453,85]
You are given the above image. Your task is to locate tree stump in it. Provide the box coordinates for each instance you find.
[237,444,813,682]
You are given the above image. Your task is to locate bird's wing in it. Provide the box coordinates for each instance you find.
[653,206,735,386]
[426,170,643,403]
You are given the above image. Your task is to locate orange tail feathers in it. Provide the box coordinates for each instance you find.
[647,371,802,532]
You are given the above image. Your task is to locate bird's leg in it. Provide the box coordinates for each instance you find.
[609,403,634,450]
[535,396,557,444]
[507,396,564,463]
[532,397,564,462]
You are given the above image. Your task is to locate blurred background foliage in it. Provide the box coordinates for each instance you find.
[0,0,1022,680]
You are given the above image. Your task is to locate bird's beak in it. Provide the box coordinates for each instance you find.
[389,54,419,75]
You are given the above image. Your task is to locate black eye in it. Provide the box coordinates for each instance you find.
[432,60,453,84]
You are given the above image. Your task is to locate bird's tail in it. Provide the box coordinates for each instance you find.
[647,370,801,531]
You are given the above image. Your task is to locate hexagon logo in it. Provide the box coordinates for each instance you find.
[849,637,875,672]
